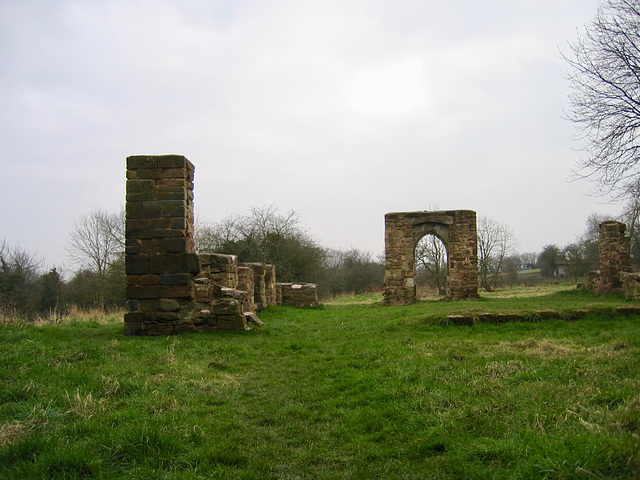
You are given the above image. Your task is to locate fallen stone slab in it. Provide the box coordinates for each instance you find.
[446,306,640,325]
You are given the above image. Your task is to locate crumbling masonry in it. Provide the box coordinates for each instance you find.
[383,210,478,305]
[584,220,640,298]
[124,155,263,335]
[124,155,319,335]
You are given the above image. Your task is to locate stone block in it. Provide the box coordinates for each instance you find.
[127,156,157,169]
[217,315,248,330]
[126,254,149,275]
[140,238,165,254]
[171,218,188,229]
[159,273,192,285]
[126,192,155,203]
[126,239,142,255]
[157,155,189,168]
[211,298,243,315]
[125,155,261,335]
[140,299,160,312]
[154,228,184,238]
[144,322,176,336]
[160,205,187,218]
[160,298,181,312]
[174,320,196,334]
[150,254,179,274]
[178,253,201,273]
[194,282,214,303]
[164,168,187,178]
[135,168,164,179]
[164,238,187,253]
[126,285,193,299]
[156,185,187,201]
[157,312,180,321]
[127,299,140,311]
[124,311,146,322]
[139,274,160,286]
[124,319,145,336]
[126,179,156,195]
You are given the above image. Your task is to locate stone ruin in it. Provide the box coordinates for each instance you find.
[584,220,640,298]
[383,210,478,305]
[124,155,319,335]
[277,283,321,308]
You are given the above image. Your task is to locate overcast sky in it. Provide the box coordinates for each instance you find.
[0,0,618,274]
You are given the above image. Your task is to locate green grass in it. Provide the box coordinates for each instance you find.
[1,287,639,479]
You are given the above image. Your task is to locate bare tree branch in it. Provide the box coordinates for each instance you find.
[565,0,640,201]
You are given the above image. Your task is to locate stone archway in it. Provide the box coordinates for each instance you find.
[382,210,478,304]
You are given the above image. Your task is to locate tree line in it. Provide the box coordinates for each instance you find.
[3,201,640,320]
[0,206,385,320]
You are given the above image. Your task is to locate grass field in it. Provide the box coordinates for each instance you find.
[1,285,639,479]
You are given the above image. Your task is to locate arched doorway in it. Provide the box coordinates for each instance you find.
[415,233,448,298]
[383,210,478,305]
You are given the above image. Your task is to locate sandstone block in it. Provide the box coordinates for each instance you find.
[159,273,192,285]
[160,298,181,312]
[144,322,175,336]
[126,254,149,275]
[217,315,248,330]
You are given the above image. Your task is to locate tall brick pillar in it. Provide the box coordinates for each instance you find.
[124,155,200,335]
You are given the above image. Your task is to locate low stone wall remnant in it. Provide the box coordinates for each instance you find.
[277,282,320,308]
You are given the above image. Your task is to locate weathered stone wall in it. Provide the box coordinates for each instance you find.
[237,266,256,313]
[124,155,258,335]
[620,272,640,300]
[585,220,632,296]
[277,282,320,308]
[383,210,478,305]
[197,254,238,289]
[240,263,267,310]
[264,264,277,307]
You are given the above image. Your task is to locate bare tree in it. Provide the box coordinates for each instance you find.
[621,193,640,267]
[519,252,538,268]
[565,0,640,200]
[66,209,124,308]
[415,234,447,295]
[195,205,325,283]
[477,216,517,291]
[0,240,43,317]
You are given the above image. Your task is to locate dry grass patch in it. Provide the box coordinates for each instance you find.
[482,283,576,299]
[65,390,104,420]
[0,422,25,447]
[484,338,579,359]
